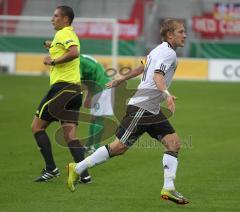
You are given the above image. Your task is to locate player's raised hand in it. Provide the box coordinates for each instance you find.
[106,79,123,88]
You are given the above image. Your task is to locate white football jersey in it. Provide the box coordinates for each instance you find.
[128,42,177,114]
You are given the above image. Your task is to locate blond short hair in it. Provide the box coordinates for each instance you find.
[160,19,184,41]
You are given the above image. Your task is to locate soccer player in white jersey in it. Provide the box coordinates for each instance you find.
[66,19,189,204]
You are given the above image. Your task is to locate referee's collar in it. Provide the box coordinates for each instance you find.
[62,26,73,31]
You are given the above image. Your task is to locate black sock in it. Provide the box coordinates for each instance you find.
[68,140,90,178]
[34,131,56,171]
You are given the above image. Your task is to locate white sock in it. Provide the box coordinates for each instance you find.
[162,153,178,190]
[75,146,110,175]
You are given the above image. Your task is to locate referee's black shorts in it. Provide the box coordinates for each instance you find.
[115,105,175,147]
[35,82,82,123]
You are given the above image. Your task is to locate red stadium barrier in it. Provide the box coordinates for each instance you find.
[0,0,26,33]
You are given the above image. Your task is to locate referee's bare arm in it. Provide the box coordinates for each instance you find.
[43,45,79,65]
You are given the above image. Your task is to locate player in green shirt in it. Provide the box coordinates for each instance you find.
[80,54,114,153]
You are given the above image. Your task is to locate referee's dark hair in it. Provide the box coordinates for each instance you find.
[57,5,74,24]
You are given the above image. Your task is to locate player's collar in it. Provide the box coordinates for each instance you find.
[166,41,175,50]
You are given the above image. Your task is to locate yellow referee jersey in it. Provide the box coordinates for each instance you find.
[49,26,80,85]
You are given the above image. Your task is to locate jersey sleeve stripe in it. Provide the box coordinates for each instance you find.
[154,69,165,75]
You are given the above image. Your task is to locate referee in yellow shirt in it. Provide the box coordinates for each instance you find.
[31,5,90,183]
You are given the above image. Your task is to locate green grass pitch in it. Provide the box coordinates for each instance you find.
[0,74,239,211]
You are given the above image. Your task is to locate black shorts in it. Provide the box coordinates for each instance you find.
[35,82,82,123]
[115,105,175,147]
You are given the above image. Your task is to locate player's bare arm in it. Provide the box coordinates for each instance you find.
[153,72,176,113]
[106,64,144,88]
